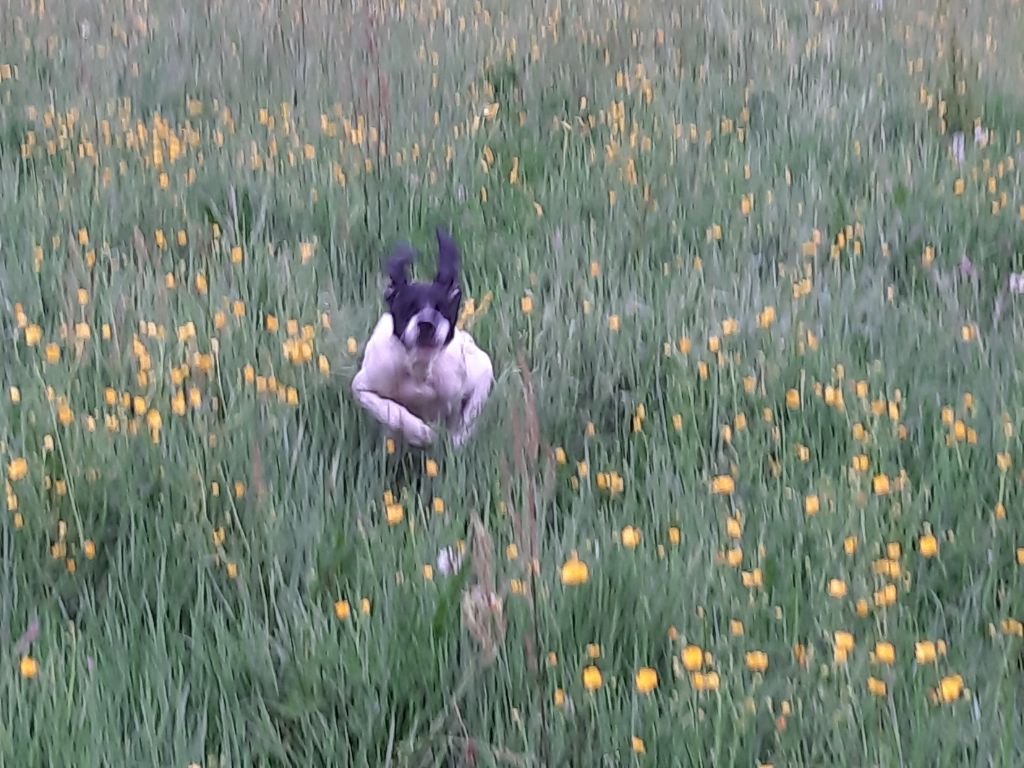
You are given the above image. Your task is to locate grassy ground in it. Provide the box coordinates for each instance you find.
[2,0,1024,764]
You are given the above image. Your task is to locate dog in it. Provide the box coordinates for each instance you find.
[351,228,493,448]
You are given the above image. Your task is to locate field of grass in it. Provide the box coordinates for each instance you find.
[2,0,1024,764]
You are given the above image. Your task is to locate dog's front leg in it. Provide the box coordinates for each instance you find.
[450,352,493,448]
[352,372,436,446]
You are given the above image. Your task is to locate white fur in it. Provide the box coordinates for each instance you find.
[351,314,494,448]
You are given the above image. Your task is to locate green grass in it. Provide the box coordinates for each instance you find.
[2,0,1024,764]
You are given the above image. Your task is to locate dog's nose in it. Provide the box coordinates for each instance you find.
[417,320,435,338]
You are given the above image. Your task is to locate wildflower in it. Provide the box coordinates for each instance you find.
[834,631,855,653]
[867,677,887,697]
[520,296,533,314]
[805,495,820,515]
[843,536,858,555]
[334,600,351,620]
[915,641,937,664]
[44,343,61,364]
[919,534,938,558]
[631,736,646,754]
[8,458,28,482]
[608,315,620,332]
[872,474,891,495]
[785,389,800,409]
[226,562,238,579]
[711,475,735,495]
[667,527,681,545]
[726,517,742,538]
[682,645,703,672]
[436,546,463,575]
[20,656,38,679]
[635,667,658,693]
[587,643,601,659]
[745,651,769,673]
[873,642,896,665]
[621,526,641,548]
[554,689,566,707]
[691,671,720,691]
[360,598,372,615]
[561,555,589,586]
[828,579,847,598]
[582,665,602,691]
[386,503,404,526]
[937,674,964,703]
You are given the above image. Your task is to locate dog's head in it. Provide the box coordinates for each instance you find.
[383,228,463,351]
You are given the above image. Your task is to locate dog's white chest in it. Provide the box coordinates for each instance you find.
[393,356,463,422]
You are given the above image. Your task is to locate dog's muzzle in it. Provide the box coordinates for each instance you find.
[402,309,451,348]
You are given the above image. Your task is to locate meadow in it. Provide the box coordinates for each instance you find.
[2,0,1024,764]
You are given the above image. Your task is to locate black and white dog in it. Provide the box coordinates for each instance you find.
[352,228,493,448]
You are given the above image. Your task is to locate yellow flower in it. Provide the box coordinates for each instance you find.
[25,324,42,346]
[20,656,38,679]
[8,458,28,482]
[873,642,896,665]
[915,641,937,664]
[827,579,847,598]
[867,677,887,697]
[582,665,602,691]
[843,536,858,555]
[872,474,890,495]
[360,598,372,615]
[621,526,641,548]
[631,736,645,754]
[711,475,735,495]
[334,600,351,620]
[691,671,720,691]
[608,315,620,332]
[834,631,855,653]
[745,651,769,672]
[553,688,566,707]
[226,562,238,579]
[725,517,742,538]
[386,503,404,526]
[919,534,938,558]
[587,643,601,659]
[785,389,800,409]
[937,674,963,703]
[520,296,533,314]
[44,343,60,364]
[634,666,658,693]
[667,526,681,545]
[805,495,820,515]
[682,645,703,672]
[560,556,589,586]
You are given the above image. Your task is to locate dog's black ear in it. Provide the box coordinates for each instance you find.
[384,244,416,300]
[435,227,460,288]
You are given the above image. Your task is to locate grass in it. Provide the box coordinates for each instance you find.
[2,0,1024,764]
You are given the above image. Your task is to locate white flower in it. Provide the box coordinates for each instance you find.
[436,546,463,576]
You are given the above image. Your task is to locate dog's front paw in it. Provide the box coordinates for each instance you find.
[450,427,471,449]
[404,418,437,447]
